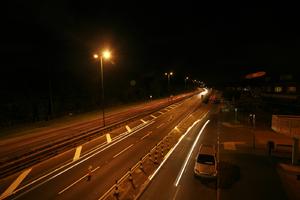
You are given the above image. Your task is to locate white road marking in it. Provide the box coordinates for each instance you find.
[125,125,131,133]
[140,119,147,123]
[159,111,164,114]
[174,120,210,186]
[140,133,150,140]
[0,168,32,199]
[73,146,82,161]
[113,144,134,158]
[13,121,155,199]
[173,185,181,200]
[151,114,157,119]
[58,166,100,194]
[106,134,112,143]
[156,123,165,129]
[149,114,207,181]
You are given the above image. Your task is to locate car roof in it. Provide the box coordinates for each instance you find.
[198,144,216,155]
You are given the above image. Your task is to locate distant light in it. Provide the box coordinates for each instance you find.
[170,72,173,76]
[93,54,99,59]
[102,50,111,59]
[165,72,168,76]
[186,77,189,80]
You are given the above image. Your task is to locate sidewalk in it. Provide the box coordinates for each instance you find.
[221,109,300,200]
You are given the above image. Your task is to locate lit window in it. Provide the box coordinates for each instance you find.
[274,86,282,93]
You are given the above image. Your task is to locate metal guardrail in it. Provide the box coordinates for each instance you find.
[272,115,300,138]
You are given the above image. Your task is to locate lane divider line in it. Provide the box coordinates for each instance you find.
[113,144,134,158]
[58,166,100,195]
[174,120,210,186]
[12,121,155,199]
[140,133,150,140]
[106,134,112,143]
[156,123,165,129]
[0,168,32,200]
[159,111,164,114]
[150,115,157,119]
[73,146,82,161]
[125,125,132,133]
[149,118,202,181]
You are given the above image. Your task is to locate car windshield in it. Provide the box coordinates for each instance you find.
[197,154,215,165]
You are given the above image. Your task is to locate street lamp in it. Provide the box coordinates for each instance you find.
[93,50,111,127]
[185,76,189,89]
[165,72,173,94]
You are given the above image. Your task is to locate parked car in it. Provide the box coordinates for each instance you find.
[194,144,217,178]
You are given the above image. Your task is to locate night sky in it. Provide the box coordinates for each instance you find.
[1,2,300,121]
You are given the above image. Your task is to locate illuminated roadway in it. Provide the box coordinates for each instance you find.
[0,92,209,200]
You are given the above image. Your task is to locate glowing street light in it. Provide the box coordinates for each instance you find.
[185,76,189,89]
[93,49,112,127]
[165,72,173,94]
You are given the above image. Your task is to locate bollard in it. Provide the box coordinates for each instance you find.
[129,171,135,189]
[114,180,119,199]
[154,153,158,164]
[87,165,92,181]
[139,162,146,174]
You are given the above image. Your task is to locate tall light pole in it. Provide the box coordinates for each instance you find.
[164,72,173,94]
[93,50,111,127]
[185,76,189,89]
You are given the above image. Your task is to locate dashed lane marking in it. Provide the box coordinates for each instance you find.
[106,134,112,143]
[113,144,134,158]
[73,146,82,161]
[140,119,147,123]
[157,123,165,129]
[0,168,32,200]
[125,125,131,133]
[150,114,157,119]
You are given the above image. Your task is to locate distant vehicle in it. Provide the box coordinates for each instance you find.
[194,144,217,178]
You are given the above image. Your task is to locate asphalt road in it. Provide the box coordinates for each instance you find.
[0,92,207,199]
[139,104,288,200]
[0,92,194,162]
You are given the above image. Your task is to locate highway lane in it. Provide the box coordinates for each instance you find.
[1,93,207,199]
[0,92,195,163]
[139,101,288,200]
[139,106,219,200]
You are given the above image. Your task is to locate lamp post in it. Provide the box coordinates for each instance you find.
[164,72,173,94]
[185,76,189,89]
[93,50,111,127]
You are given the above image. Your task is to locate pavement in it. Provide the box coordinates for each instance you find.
[220,109,300,200]
[138,103,300,200]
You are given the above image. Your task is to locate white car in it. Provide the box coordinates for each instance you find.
[194,144,217,178]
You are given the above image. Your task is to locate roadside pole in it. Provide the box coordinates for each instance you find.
[217,120,220,200]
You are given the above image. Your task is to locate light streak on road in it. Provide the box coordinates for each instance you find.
[149,112,208,181]
[174,119,210,187]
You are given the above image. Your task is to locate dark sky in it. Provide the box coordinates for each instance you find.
[1,2,300,93]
